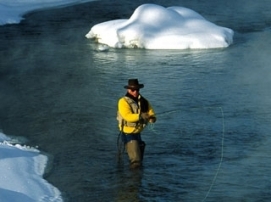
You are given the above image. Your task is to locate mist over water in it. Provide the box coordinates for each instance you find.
[1,0,271,201]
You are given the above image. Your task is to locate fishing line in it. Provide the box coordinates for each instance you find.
[147,106,225,202]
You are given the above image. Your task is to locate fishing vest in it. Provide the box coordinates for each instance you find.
[117,96,141,128]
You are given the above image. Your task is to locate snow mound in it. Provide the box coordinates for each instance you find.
[86,4,234,49]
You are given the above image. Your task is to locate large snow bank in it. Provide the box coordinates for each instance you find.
[0,0,96,25]
[0,132,62,202]
[86,4,234,49]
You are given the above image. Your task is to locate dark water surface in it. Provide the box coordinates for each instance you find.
[1,0,271,201]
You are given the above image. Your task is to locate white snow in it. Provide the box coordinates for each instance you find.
[0,0,96,25]
[0,132,62,202]
[86,4,234,49]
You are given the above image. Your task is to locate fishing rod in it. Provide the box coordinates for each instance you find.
[116,106,225,202]
[155,105,225,116]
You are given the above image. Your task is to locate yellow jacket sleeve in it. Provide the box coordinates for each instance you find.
[147,102,156,118]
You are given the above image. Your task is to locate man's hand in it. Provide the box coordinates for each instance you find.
[141,113,156,124]
[149,116,156,123]
[140,113,149,123]
[141,112,149,120]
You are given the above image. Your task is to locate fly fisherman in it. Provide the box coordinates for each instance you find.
[117,79,156,169]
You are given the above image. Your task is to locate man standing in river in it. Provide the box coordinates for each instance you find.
[117,79,156,168]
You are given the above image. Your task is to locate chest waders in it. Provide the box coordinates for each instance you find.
[117,96,146,168]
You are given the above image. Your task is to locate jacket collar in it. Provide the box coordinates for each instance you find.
[125,92,139,102]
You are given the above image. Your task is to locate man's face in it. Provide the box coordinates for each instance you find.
[128,88,140,98]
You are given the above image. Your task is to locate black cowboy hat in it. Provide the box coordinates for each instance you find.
[124,79,144,89]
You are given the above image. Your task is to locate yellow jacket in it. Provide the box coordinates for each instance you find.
[117,95,156,134]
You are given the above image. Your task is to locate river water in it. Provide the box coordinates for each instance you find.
[1,0,271,201]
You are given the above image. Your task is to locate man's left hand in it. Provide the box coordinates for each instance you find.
[149,117,156,123]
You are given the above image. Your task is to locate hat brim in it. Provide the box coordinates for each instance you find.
[124,84,144,89]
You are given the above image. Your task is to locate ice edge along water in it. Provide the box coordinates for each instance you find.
[0,0,96,25]
[0,132,63,202]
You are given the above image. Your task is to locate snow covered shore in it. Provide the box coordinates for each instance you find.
[0,132,62,202]
[0,0,95,25]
